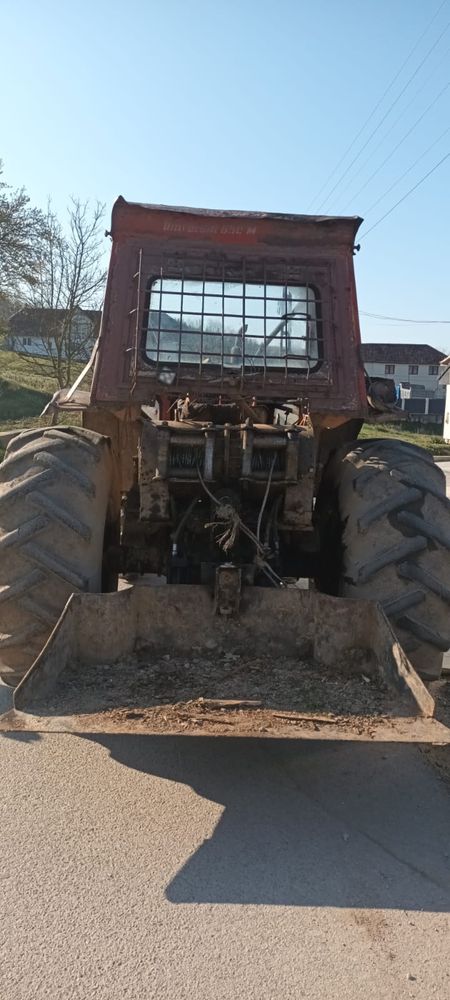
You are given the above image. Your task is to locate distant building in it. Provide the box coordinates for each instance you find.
[7,306,101,360]
[439,356,450,443]
[362,343,446,399]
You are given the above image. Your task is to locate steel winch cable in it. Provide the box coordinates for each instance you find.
[256,454,277,545]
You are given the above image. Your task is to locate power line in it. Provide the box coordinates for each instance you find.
[318,14,450,212]
[361,311,450,324]
[335,40,450,207]
[306,0,449,212]
[342,80,449,210]
[364,123,450,215]
[360,322,442,328]
[359,150,450,238]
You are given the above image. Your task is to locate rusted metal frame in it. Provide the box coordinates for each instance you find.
[150,262,159,375]
[142,275,152,365]
[110,198,363,236]
[155,425,170,478]
[310,276,321,365]
[283,260,288,384]
[245,470,285,482]
[317,279,329,384]
[156,257,166,372]
[204,429,215,481]
[200,265,205,378]
[330,256,357,402]
[177,259,184,379]
[129,248,143,393]
[145,260,163,375]
[93,228,365,415]
[349,253,367,407]
[220,259,225,384]
[332,262,346,393]
[206,264,223,372]
[262,259,267,385]
[214,565,242,617]
[302,269,318,375]
[251,436,287,449]
[167,467,205,481]
[288,264,312,377]
[131,370,341,403]
[304,263,329,386]
[305,282,312,379]
[169,432,208,446]
[223,423,231,479]
[242,421,253,477]
[285,432,300,481]
[241,256,246,387]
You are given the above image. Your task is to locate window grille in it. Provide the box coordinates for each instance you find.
[143,263,323,377]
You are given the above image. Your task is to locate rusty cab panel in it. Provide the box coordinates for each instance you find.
[91,198,367,422]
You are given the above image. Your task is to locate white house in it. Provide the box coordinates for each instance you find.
[362,343,446,398]
[439,355,450,443]
[7,307,101,360]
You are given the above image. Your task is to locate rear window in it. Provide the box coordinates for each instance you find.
[145,277,320,371]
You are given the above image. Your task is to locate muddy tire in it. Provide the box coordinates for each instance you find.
[318,439,450,681]
[0,427,116,685]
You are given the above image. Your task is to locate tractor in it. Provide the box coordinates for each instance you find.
[1,199,449,740]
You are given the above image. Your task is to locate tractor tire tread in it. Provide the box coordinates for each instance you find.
[322,438,450,680]
[0,426,114,684]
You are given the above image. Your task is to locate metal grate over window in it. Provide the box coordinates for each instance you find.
[144,269,322,376]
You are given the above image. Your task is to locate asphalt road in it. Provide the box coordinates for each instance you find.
[1,463,450,1000]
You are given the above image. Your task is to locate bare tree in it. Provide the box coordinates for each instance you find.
[0,161,44,298]
[19,199,107,388]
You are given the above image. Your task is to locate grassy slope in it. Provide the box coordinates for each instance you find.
[0,350,83,431]
[0,378,51,426]
[0,351,52,427]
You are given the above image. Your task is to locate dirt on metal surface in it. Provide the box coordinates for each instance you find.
[4,585,447,741]
[29,649,397,737]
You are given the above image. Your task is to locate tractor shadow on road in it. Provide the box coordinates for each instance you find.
[85,734,450,910]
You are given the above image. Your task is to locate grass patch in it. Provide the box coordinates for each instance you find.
[0,350,64,395]
[0,350,84,434]
[359,421,449,455]
[0,379,51,425]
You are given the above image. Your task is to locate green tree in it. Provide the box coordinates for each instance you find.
[0,161,44,298]
[20,198,107,388]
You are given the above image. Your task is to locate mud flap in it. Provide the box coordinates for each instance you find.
[1,583,449,742]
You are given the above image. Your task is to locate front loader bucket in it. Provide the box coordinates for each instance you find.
[1,583,450,742]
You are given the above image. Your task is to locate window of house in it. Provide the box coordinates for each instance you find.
[71,316,91,338]
[22,337,32,347]
[429,365,438,375]
[385,363,395,375]
[409,364,418,375]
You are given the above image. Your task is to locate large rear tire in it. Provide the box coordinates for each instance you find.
[0,426,116,685]
[317,439,450,681]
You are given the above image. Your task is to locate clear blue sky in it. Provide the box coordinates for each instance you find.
[1,0,449,350]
